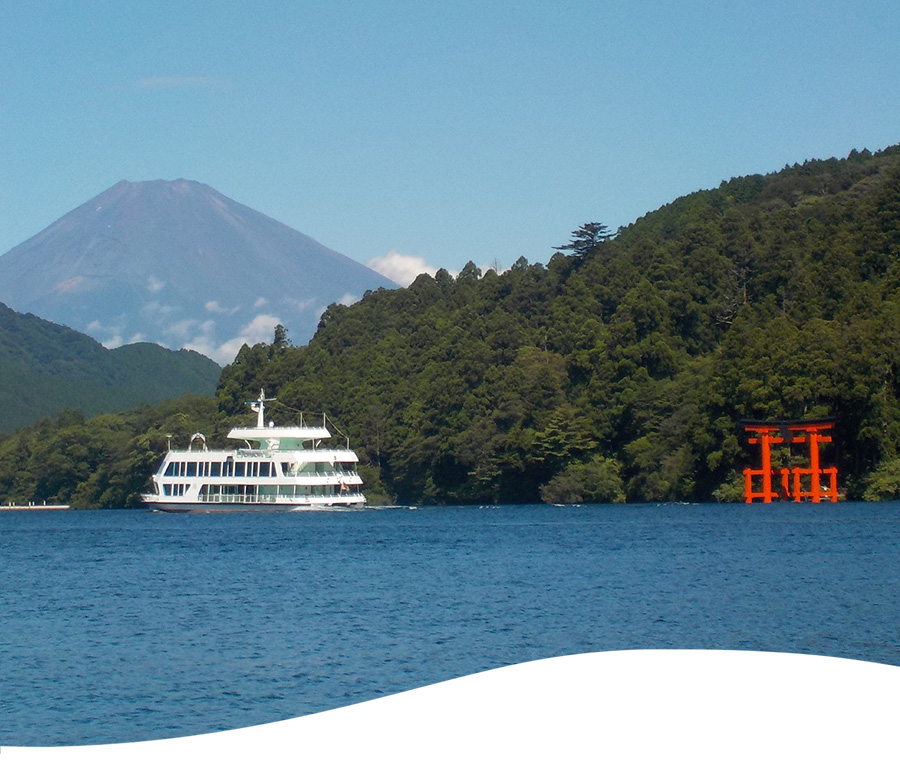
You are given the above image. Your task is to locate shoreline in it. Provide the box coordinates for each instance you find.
[2,503,71,511]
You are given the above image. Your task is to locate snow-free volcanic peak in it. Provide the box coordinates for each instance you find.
[0,179,397,364]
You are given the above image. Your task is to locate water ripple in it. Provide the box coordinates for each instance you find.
[2,502,899,745]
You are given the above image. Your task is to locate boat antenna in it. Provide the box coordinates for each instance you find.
[246,388,277,429]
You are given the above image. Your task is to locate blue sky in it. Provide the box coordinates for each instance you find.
[3,0,899,285]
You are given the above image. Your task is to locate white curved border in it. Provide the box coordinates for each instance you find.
[4,651,898,765]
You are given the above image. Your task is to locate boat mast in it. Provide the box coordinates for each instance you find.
[246,389,277,428]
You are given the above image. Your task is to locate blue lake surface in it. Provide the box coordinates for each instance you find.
[2,502,899,746]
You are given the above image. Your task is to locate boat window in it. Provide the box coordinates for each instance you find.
[163,463,176,476]
[210,462,221,477]
[259,462,270,477]
[234,462,245,477]
[186,462,197,477]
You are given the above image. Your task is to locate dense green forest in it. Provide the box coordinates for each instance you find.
[4,145,900,507]
[0,303,221,433]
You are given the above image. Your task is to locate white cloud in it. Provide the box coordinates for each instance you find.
[367,250,442,287]
[283,297,317,312]
[147,275,165,293]
[182,330,217,362]
[312,294,361,327]
[254,297,268,308]
[207,337,249,364]
[141,300,178,319]
[239,313,283,340]
[480,261,507,276]
[205,300,240,315]
[88,318,125,342]
[165,318,199,340]
[185,313,283,365]
[89,321,144,348]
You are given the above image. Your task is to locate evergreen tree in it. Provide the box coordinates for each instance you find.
[555,222,611,256]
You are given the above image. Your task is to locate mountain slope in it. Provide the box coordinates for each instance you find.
[0,302,221,433]
[214,145,900,503]
[6,145,900,507]
[0,179,397,364]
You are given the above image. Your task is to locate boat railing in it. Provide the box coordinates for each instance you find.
[235,449,351,458]
[197,492,365,505]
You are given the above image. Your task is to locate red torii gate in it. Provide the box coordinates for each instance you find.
[742,419,838,503]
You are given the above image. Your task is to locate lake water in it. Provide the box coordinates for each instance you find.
[2,502,899,746]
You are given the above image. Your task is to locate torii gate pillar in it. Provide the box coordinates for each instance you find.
[742,419,838,503]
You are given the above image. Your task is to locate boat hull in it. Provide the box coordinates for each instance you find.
[143,495,366,513]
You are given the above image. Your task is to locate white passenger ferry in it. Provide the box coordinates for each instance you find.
[142,390,365,512]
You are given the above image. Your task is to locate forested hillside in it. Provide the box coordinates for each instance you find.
[217,145,900,504]
[0,396,224,508]
[0,303,221,433]
[4,145,900,507]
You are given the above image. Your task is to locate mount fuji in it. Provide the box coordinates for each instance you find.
[0,180,398,364]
